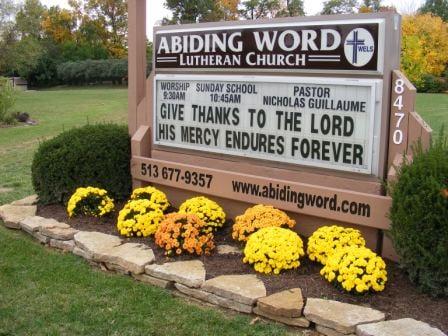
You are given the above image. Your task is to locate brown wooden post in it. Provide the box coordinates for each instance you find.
[387,70,416,170]
[128,0,147,136]
[407,112,433,154]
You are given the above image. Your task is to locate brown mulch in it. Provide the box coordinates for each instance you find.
[37,203,448,333]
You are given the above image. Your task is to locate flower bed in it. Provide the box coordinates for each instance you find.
[32,201,448,334]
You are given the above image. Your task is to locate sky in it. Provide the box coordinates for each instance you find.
[39,0,424,41]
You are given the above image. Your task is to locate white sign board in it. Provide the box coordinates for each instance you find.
[154,75,382,174]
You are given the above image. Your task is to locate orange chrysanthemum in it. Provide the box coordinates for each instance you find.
[155,213,215,256]
[232,204,296,242]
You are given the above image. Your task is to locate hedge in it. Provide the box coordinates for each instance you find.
[389,136,448,297]
[56,59,153,85]
[32,124,132,204]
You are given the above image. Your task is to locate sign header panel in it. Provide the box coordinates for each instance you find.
[154,75,382,174]
[155,19,385,73]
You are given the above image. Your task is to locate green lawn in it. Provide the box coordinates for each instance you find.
[0,87,128,205]
[0,225,290,335]
[0,87,446,334]
[415,93,448,136]
[0,87,292,335]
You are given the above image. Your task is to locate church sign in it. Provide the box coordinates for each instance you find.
[154,75,382,174]
[128,8,432,258]
[155,19,384,73]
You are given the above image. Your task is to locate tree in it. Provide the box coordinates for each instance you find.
[85,0,127,57]
[7,36,45,81]
[164,0,216,24]
[0,76,17,123]
[215,0,240,21]
[420,0,448,21]
[276,0,305,17]
[358,0,382,12]
[240,0,281,19]
[321,0,357,14]
[42,6,77,43]
[362,0,381,10]
[0,26,18,75]
[0,0,17,36]
[401,14,448,86]
[15,0,45,38]
[147,41,153,61]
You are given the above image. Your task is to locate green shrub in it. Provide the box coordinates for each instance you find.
[56,59,128,85]
[389,136,448,297]
[32,124,132,204]
[0,76,17,123]
[417,74,447,93]
[56,59,152,85]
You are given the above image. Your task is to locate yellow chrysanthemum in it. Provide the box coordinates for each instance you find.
[178,196,226,232]
[307,225,366,265]
[66,186,114,218]
[116,199,164,237]
[130,186,170,212]
[320,245,387,293]
[243,227,304,275]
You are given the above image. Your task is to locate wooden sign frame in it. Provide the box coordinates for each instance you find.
[128,1,432,259]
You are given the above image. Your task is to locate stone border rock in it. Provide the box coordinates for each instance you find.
[1,195,446,336]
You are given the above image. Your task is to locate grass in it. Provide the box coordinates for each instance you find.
[415,93,448,136]
[0,87,128,205]
[0,225,291,335]
[0,87,446,334]
[0,87,293,335]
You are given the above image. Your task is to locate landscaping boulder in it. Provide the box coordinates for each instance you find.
[10,195,38,206]
[97,243,155,274]
[20,216,68,234]
[145,260,206,288]
[40,226,78,240]
[216,244,242,255]
[317,325,355,336]
[253,306,310,328]
[256,287,304,318]
[202,274,266,306]
[356,318,446,336]
[73,231,122,260]
[304,298,385,334]
[175,283,253,313]
[0,205,37,229]
[49,239,75,252]
[20,216,51,234]
[132,273,174,289]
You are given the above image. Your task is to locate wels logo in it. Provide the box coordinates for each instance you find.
[344,28,375,67]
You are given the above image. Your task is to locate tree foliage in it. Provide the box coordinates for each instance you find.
[56,59,128,85]
[358,0,383,12]
[401,14,448,87]
[240,0,281,19]
[0,0,17,35]
[389,135,448,297]
[15,0,45,38]
[42,6,77,44]
[276,0,305,17]
[32,124,132,204]
[164,0,216,24]
[0,76,16,123]
[0,0,128,86]
[321,0,358,14]
[420,0,448,21]
[85,0,127,57]
[215,0,240,20]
